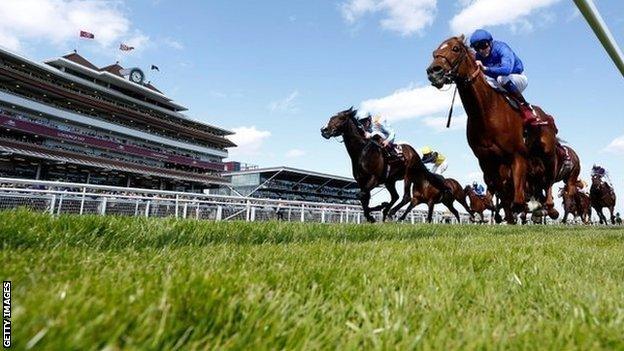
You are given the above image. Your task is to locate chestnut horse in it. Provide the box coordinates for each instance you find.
[590,174,616,224]
[321,108,445,222]
[464,186,495,223]
[559,187,591,224]
[427,36,560,224]
[396,177,471,223]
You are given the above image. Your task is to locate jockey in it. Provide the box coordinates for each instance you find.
[420,146,447,174]
[472,181,485,197]
[592,164,613,187]
[577,178,589,194]
[469,29,538,128]
[361,114,397,157]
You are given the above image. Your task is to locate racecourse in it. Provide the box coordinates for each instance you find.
[2,209,624,350]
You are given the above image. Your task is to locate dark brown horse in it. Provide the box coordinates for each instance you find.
[464,186,495,223]
[321,108,444,222]
[396,177,471,223]
[590,174,616,224]
[427,36,560,224]
[559,187,591,224]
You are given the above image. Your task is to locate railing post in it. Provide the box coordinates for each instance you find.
[145,200,151,218]
[340,210,344,223]
[250,207,256,222]
[134,199,140,216]
[56,194,64,216]
[357,212,361,224]
[175,195,179,218]
[79,187,86,215]
[183,202,188,219]
[411,211,415,224]
[48,195,56,215]
[300,204,305,222]
[321,208,325,223]
[246,200,251,221]
[216,205,222,221]
[100,197,107,216]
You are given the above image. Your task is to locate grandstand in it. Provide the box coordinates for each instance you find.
[220,163,360,204]
[0,47,234,192]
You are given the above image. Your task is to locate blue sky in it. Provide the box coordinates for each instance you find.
[1,0,623,211]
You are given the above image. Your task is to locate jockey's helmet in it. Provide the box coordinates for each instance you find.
[421,146,432,155]
[470,29,493,48]
[372,114,382,124]
[472,181,478,187]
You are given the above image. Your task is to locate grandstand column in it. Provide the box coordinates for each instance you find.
[35,163,42,180]
[126,176,131,188]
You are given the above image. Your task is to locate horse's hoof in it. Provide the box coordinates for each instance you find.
[548,208,559,220]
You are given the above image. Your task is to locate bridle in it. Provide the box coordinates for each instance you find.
[433,42,481,85]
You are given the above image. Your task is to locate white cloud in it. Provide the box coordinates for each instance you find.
[341,0,437,36]
[450,0,561,35]
[285,149,306,158]
[603,135,624,155]
[422,114,467,132]
[227,126,271,156]
[163,37,184,50]
[268,90,300,113]
[359,83,461,122]
[0,0,147,52]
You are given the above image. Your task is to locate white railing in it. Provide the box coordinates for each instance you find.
[0,177,470,224]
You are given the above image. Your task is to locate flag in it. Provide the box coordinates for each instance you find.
[79,30,94,39]
[119,43,134,51]
[150,65,159,71]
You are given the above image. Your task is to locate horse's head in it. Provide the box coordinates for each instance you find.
[321,107,358,139]
[427,35,476,89]
[463,185,473,195]
[591,173,602,185]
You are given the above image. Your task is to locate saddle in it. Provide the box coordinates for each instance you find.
[485,83,557,131]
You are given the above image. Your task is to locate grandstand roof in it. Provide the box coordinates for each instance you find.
[62,52,98,71]
[224,166,358,188]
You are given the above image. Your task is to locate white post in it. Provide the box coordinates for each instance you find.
[100,197,107,216]
[251,207,256,222]
[145,200,151,218]
[300,204,305,222]
[56,194,64,216]
[134,199,140,216]
[357,212,361,224]
[79,187,86,215]
[411,211,415,224]
[216,205,223,221]
[246,200,251,221]
[183,203,188,219]
[175,195,179,218]
[49,195,56,215]
[195,203,200,220]
[321,208,326,223]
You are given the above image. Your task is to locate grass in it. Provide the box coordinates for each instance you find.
[1,209,624,350]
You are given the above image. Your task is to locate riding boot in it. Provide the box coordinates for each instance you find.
[503,81,538,128]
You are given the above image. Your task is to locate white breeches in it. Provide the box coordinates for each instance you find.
[485,74,528,93]
[431,161,448,174]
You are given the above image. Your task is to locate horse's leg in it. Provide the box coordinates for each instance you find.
[445,199,461,223]
[609,206,616,225]
[426,201,435,223]
[358,177,379,223]
[544,184,559,219]
[380,181,400,221]
[511,155,528,214]
[398,200,418,222]
[561,210,569,224]
[388,187,411,219]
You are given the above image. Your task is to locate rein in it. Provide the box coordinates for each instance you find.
[435,44,481,128]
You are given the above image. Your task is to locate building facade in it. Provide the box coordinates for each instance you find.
[0,48,235,191]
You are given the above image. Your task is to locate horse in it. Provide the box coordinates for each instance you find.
[395,177,471,223]
[321,107,444,222]
[464,186,495,223]
[559,187,591,224]
[590,174,616,224]
[426,36,561,224]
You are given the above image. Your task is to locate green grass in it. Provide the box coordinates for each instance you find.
[2,209,624,350]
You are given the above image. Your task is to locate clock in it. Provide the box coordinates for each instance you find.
[129,68,145,84]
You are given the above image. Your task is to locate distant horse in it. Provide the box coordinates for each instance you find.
[321,107,446,222]
[559,187,591,224]
[590,174,616,224]
[396,177,471,223]
[427,36,560,224]
[464,186,495,223]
